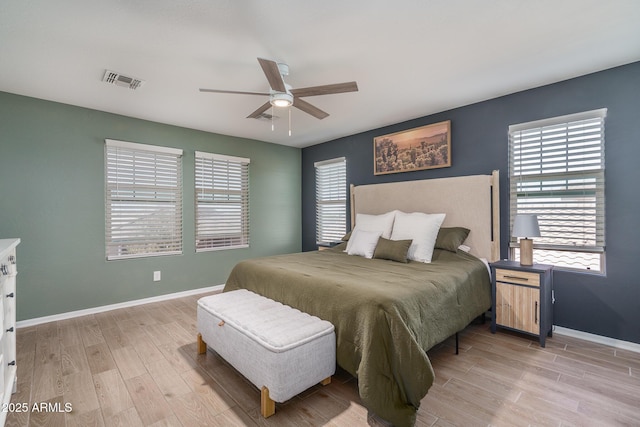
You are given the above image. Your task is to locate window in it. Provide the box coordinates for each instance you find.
[509,109,606,272]
[315,157,347,244]
[105,139,183,260]
[195,151,250,251]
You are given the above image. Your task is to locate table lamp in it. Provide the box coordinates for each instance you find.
[512,214,541,266]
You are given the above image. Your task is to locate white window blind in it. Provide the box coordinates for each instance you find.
[509,109,606,272]
[195,151,250,251]
[315,157,347,244]
[105,139,183,260]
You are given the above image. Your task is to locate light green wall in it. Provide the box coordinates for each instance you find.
[0,91,301,321]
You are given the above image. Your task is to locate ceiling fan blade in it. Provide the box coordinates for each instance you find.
[199,88,270,96]
[257,58,286,92]
[290,81,358,97]
[293,98,329,120]
[247,101,272,119]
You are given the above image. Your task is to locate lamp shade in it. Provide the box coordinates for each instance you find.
[512,214,541,238]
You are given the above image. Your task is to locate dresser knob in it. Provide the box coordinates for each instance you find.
[7,360,15,366]
[6,293,14,298]
[5,327,13,333]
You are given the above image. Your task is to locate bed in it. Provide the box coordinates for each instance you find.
[223,171,500,427]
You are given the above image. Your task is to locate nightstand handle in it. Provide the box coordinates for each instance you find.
[504,275,528,281]
[535,301,538,324]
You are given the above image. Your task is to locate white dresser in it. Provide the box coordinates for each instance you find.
[0,239,19,426]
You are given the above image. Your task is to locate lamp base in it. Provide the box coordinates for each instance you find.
[519,238,533,266]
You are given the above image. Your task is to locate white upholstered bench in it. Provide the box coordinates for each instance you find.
[196,289,336,418]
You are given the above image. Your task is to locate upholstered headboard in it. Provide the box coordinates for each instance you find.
[350,170,500,262]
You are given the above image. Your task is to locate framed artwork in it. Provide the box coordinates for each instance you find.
[373,120,451,175]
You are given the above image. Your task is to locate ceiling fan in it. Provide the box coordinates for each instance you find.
[199,58,358,120]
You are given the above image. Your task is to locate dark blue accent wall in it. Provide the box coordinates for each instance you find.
[301,61,640,344]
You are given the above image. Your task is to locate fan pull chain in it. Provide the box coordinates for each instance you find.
[288,107,292,136]
[271,106,275,131]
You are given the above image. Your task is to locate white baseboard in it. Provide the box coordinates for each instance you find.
[16,284,225,328]
[554,326,640,354]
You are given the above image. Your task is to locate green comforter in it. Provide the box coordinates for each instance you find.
[224,248,491,426]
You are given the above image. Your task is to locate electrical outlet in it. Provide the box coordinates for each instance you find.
[153,271,161,282]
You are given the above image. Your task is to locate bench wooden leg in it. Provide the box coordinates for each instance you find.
[197,333,207,355]
[261,386,275,418]
[320,376,331,386]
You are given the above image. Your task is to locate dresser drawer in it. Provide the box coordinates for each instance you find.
[495,269,540,287]
[0,249,14,287]
[2,293,13,335]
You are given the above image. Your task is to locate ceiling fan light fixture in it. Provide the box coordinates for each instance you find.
[270,92,293,108]
[200,57,358,120]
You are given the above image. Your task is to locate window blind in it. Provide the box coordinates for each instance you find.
[105,139,183,260]
[195,151,250,251]
[315,157,347,244]
[509,109,606,271]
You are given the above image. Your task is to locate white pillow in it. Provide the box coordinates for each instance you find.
[353,211,396,239]
[390,211,446,263]
[346,229,382,259]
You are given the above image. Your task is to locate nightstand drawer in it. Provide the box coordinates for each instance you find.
[495,269,540,287]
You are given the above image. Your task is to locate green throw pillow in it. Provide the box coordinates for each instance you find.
[435,227,470,252]
[373,237,413,263]
[328,241,348,252]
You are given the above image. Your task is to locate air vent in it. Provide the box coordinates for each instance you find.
[102,70,145,90]
[254,113,279,122]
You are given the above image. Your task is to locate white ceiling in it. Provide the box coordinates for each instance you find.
[2,1,639,148]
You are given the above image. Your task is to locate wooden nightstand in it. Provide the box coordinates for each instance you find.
[490,260,553,347]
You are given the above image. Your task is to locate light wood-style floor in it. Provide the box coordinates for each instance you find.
[7,292,640,427]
